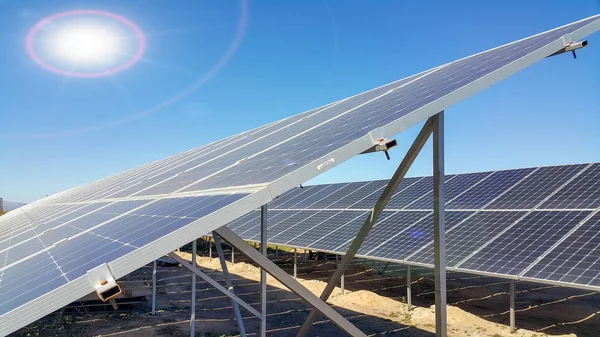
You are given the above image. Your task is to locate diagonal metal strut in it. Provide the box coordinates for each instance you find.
[213,232,247,337]
[296,116,436,337]
[168,252,263,318]
[214,226,367,337]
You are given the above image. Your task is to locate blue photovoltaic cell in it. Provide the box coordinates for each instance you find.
[374,211,474,261]
[523,213,600,286]
[458,211,591,275]
[447,168,535,209]
[271,185,323,209]
[288,183,350,209]
[539,163,600,209]
[346,181,390,209]
[410,211,526,267]
[286,211,371,251]
[248,210,308,241]
[407,172,491,209]
[0,253,67,316]
[486,164,586,209]
[270,210,344,245]
[226,211,262,238]
[354,211,431,255]
[324,181,374,209]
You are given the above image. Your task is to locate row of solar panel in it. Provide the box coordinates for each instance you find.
[224,208,600,288]
[269,163,600,210]
[33,17,599,207]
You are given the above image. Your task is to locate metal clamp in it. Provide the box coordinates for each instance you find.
[87,263,122,302]
[547,40,588,59]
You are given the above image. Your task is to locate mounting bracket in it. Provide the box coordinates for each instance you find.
[547,40,588,58]
[87,263,122,302]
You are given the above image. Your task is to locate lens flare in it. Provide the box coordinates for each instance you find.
[25,9,146,78]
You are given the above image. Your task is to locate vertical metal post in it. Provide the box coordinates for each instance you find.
[406,265,412,311]
[510,280,516,332]
[151,260,157,315]
[304,250,307,262]
[190,240,197,337]
[213,233,247,337]
[275,245,279,258]
[232,247,235,264]
[209,240,213,260]
[260,205,268,337]
[336,255,344,295]
[294,248,298,279]
[433,111,446,337]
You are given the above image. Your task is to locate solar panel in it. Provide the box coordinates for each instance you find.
[373,211,474,261]
[447,168,535,209]
[486,164,588,209]
[352,211,431,255]
[456,210,591,275]
[539,163,600,209]
[2,16,600,335]
[406,172,492,209]
[289,211,372,251]
[410,211,527,266]
[521,212,600,287]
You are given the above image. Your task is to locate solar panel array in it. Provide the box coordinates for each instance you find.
[0,15,599,336]
[225,163,600,290]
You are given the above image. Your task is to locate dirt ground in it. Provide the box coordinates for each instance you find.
[12,247,600,337]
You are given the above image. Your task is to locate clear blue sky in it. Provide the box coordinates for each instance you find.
[0,0,598,203]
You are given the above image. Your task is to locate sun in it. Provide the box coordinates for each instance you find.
[50,25,121,65]
[26,9,146,78]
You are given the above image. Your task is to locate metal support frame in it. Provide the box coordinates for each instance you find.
[214,232,247,337]
[510,280,516,332]
[406,265,412,311]
[215,226,367,337]
[294,248,298,279]
[296,116,435,337]
[151,260,157,315]
[275,245,279,257]
[232,247,235,264]
[190,241,197,337]
[169,253,263,318]
[433,111,446,337]
[209,240,213,260]
[260,205,268,337]
[336,255,345,295]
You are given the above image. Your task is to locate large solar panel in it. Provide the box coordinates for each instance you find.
[521,212,600,287]
[1,16,599,335]
[227,163,600,291]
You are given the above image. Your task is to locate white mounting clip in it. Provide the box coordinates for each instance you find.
[87,263,122,303]
[547,40,588,59]
[361,138,398,160]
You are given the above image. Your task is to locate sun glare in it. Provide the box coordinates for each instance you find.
[50,25,121,65]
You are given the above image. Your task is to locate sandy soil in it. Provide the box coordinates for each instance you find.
[12,248,599,337]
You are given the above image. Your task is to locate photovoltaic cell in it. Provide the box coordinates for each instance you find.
[288,211,372,251]
[486,164,587,209]
[374,211,473,261]
[522,212,600,287]
[410,211,527,266]
[539,163,600,209]
[407,172,491,209]
[457,211,591,275]
[355,211,431,255]
[447,168,535,209]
